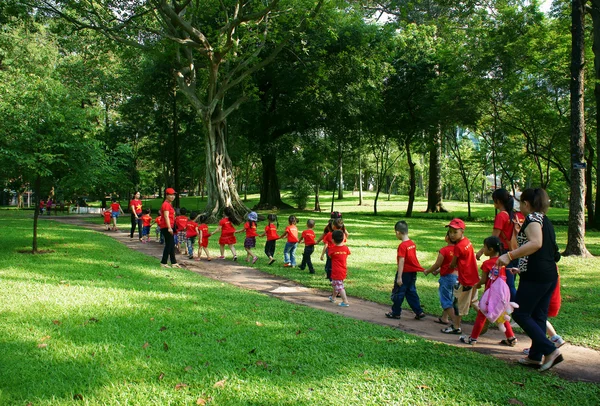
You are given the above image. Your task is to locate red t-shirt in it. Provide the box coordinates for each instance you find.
[301,229,316,246]
[438,245,455,276]
[155,215,162,226]
[141,214,152,227]
[219,217,236,237]
[110,202,120,212]
[328,245,351,280]
[158,201,175,229]
[186,221,199,238]
[175,215,188,232]
[285,225,299,243]
[244,221,259,238]
[481,257,506,289]
[130,199,142,215]
[454,237,479,286]
[397,240,424,273]
[103,210,112,222]
[264,224,279,241]
[199,223,210,245]
[323,231,346,249]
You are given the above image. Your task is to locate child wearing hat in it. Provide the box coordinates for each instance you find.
[236,211,260,264]
[441,218,480,335]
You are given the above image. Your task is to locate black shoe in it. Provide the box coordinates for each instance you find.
[414,313,426,320]
[385,312,401,319]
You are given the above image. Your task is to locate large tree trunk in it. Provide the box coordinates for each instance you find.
[337,141,344,200]
[358,142,363,206]
[585,137,595,225]
[406,139,416,218]
[314,183,321,212]
[172,91,181,208]
[591,0,600,229]
[258,150,284,209]
[565,0,591,256]
[204,117,248,223]
[32,174,41,253]
[426,128,446,212]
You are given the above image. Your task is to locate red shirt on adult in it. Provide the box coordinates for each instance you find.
[111,202,120,212]
[285,225,299,243]
[328,244,351,280]
[186,221,199,238]
[158,201,175,229]
[397,240,424,273]
[244,221,259,238]
[481,257,506,289]
[301,229,316,246]
[219,217,236,236]
[438,245,455,276]
[454,237,479,286]
[130,199,143,215]
[175,215,188,232]
[264,224,279,241]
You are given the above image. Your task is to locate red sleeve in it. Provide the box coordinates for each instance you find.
[481,258,494,274]
[398,242,407,258]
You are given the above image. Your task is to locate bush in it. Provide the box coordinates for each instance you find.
[291,179,314,210]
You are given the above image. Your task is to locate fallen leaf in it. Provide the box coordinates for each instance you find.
[174,383,188,390]
[296,330,302,335]
[88,318,99,323]
[256,361,268,368]
[142,342,150,349]
[358,353,364,358]
[115,275,122,278]
[158,373,165,381]
[213,378,227,388]
[216,338,226,343]
[37,343,48,348]
[184,366,193,372]
[417,385,431,390]
[52,320,62,326]
[248,348,256,354]
[508,399,524,405]
[159,326,167,331]
[512,382,525,387]
[255,321,263,326]
[163,342,169,351]
[197,398,207,405]
[40,335,51,342]
[150,318,155,321]
[73,393,84,401]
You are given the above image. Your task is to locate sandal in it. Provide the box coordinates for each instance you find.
[434,317,450,325]
[500,337,518,347]
[385,312,401,319]
[414,313,426,320]
[160,263,170,269]
[171,263,182,269]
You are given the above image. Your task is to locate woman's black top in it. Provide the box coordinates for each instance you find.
[517,212,558,283]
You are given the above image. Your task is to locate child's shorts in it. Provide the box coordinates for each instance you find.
[548,275,561,317]
[111,211,119,218]
[244,237,256,249]
[454,284,478,316]
[331,279,345,293]
[142,226,151,237]
[104,220,110,225]
[219,234,236,245]
[438,274,458,310]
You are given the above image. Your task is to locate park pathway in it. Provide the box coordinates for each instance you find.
[49,215,600,384]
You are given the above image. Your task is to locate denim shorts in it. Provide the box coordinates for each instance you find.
[439,274,458,310]
[142,226,151,236]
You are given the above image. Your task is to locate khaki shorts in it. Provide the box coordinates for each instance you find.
[454,284,478,316]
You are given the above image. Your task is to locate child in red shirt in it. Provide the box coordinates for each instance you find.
[328,230,351,307]
[153,214,163,243]
[280,215,299,267]
[442,218,479,335]
[110,198,124,231]
[215,207,238,260]
[174,208,189,254]
[196,214,212,261]
[385,221,426,320]
[298,219,316,274]
[320,218,345,281]
[236,211,260,264]
[140,209,152,243]
[102,209,112,231]
[262,214,279,265]
[460,236,517,346]
[185,211,200,259]
[424,232,456,324]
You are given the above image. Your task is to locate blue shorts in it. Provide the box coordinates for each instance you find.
[111,211,119,218]
[439,274,458,310]
[142,226,151,237]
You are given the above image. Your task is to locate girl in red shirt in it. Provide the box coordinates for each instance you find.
[236,211,260,264]
[262,214,279,265]
[197,214,212,261]
[110,198,124,231]
[214,207,238,260]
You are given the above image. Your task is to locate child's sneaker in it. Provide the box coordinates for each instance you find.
[283,263,292,267]
[217,256,225,259]
[233,256,238,261]
[550,335,566,348]
[441,325,462,334]
[385,312,401,319]
[338,302,349,307]
[252,256,259,265]
[459,335,477,345]
[500,337,518,347]
[189,255,194,259]
[328,296,337,303]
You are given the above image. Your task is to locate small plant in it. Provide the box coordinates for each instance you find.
[291,178,314,210]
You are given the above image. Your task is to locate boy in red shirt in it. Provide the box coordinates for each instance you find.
[298,219,316,274]
[140,209,152,243]
[441,218,480,335]
[102,208,112,231]
[424,232,456,325]
[280,215,299,267]
[328,230,351,307]
[385,221,426,320]
[175,208,189,254]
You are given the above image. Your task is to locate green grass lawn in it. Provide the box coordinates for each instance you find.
[1,208,599,404]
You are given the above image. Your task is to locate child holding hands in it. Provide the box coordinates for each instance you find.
[328,230,351,307]
[237,211,260,264]
[280,215,299,267]
[262,214,279,265]
[423,232,456,325]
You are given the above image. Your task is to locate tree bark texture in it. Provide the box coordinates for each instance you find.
[258,151,284,208]
[426,128,446,212]
[337,141,344,200]
[591,0,600,228]
[32,174,41,253]
[565,0,590,256]
[406,139,416,218]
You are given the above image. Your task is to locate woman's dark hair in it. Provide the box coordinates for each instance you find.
[492,188,515,221]
[484,235,503,254]
[267,213,278,227]
[520,188,550,214]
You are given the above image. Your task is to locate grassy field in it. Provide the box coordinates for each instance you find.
[1,199,599,405]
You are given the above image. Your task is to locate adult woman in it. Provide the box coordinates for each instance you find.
[497,188,561,371]
[476,188,524,300]
[129,191,143,241]
[158,188,181,268]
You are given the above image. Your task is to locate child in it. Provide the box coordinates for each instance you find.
[197,214,212,261]
[280,215,299,267]
[110,197,124,231]
[153,213,163,243]
[102,208,112,231]
[320,218,345,281]
[328,230,351,307]
[175,208,189,254]
[441,218,480,335]
[424,232,456,324]
[237,211,259,264]
[140,209,152,243]
[385,221,426,320]
[459,236,517,346]
[215,207,238,260]
[262,214,279,265]
[185,211,200,259]
[298,219,316,274]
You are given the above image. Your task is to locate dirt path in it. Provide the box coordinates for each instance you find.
[50,216,600,383]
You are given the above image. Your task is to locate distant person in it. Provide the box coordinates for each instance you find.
[385,221,426,320]
[158,188,180,268]
[215,207,238,260]
[262,214,279,265]
[236,211,260,264]
[185,211,200,259]
[140,208,152,243]
[102,207,112,231]
[129,192,143,241]
[423,232,456,325]
[46,197,52,215]
[298,219,317,274]
[154,213,163,243]
[39,199,45,214]
[328,230,351,307]
[110,197,124,231]
[280,215,299,268]
[197,214,212,261]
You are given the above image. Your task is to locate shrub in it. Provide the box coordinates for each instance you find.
[291,178,314,210]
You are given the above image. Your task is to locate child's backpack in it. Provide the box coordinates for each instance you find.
[478,266,519,332]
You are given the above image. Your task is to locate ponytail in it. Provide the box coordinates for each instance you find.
[492,188,515,221]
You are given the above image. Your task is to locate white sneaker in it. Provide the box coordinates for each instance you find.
[551,335,566,348]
